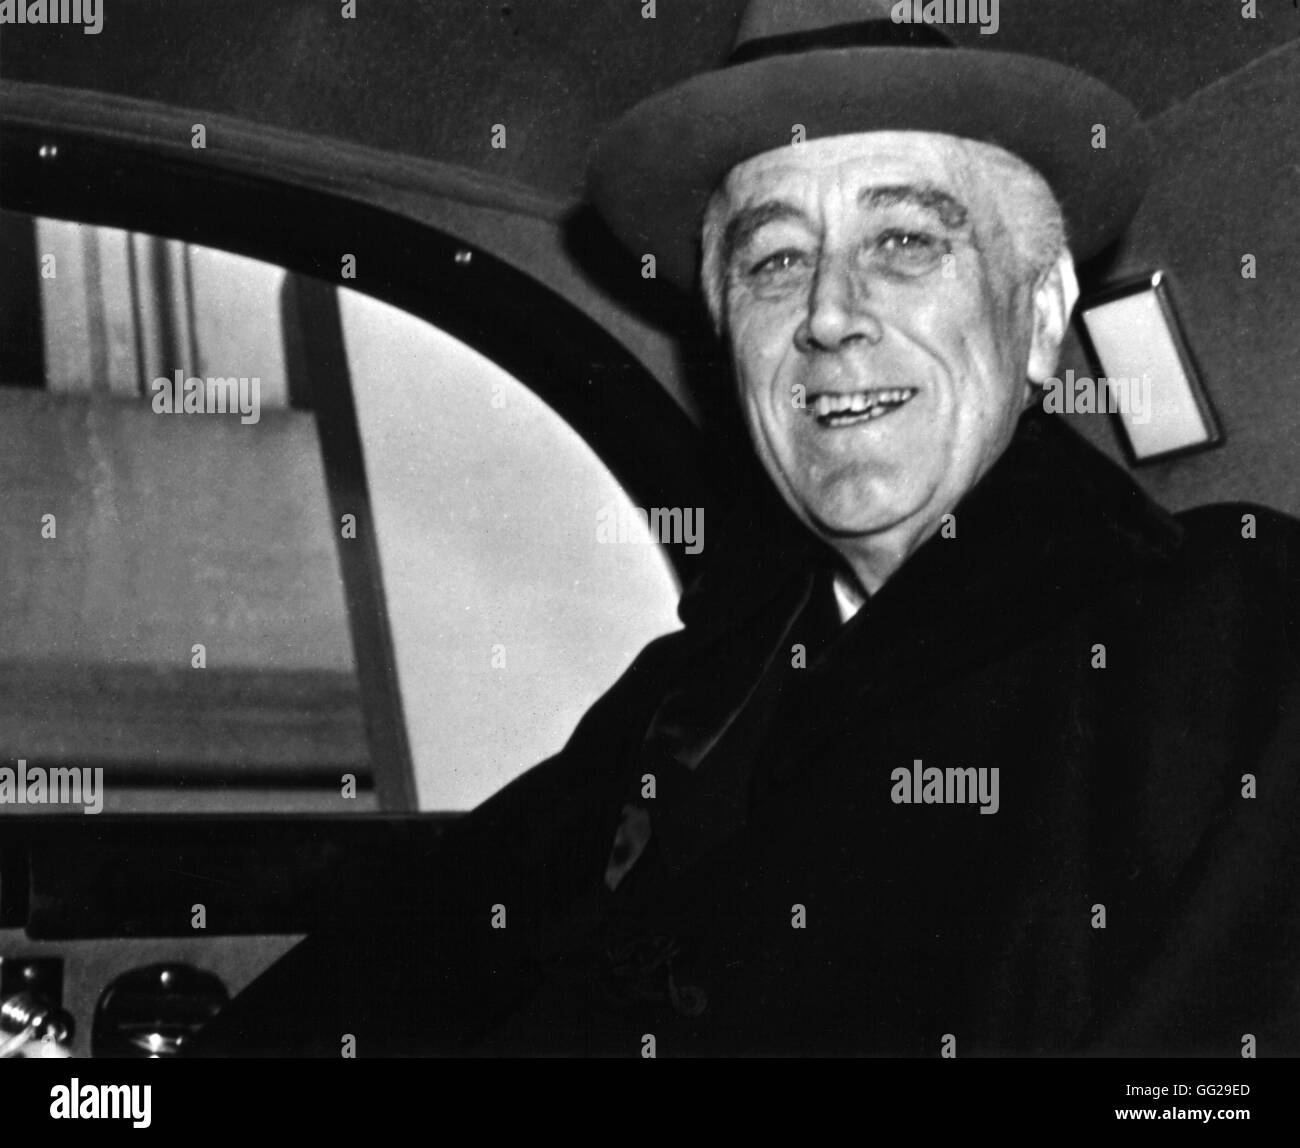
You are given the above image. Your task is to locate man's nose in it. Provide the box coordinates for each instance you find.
[795,253,884,353]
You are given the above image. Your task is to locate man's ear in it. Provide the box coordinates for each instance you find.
[1026,251,1080,385]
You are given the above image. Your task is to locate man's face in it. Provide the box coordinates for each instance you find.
[714,132,1058,576]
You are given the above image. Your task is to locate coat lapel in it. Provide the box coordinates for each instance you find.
[629,410,1184,876]
[766,409,1185,767]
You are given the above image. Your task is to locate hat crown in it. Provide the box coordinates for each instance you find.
[736,0,901,46]
[731,0,952,64]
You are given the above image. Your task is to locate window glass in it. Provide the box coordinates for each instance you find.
[339,289,682,810]
[0,211,683,814]
[0,211,364,814]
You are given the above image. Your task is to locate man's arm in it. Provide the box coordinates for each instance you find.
[186,628,689,1057]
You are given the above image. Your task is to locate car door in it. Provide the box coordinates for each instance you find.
[0,78,716,1059]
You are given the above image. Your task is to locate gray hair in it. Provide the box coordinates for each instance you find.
[699,136,1069,336]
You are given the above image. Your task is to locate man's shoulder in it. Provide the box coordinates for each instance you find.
[1137,499,1300,664]
[1176,498,1300,534]
[1172,500,1300,588]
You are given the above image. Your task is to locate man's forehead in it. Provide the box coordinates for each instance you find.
[720,130,973,208]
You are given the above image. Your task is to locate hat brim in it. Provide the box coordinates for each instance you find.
[588,47,1150,292]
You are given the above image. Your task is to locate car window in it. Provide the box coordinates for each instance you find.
[339,289,682,810]
[0,210,682,814]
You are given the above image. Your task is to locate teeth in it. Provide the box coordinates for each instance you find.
[809,388,916,421]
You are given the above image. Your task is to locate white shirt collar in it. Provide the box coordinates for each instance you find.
[831,572,867,623]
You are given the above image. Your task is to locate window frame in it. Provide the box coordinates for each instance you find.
[0,119,715,814]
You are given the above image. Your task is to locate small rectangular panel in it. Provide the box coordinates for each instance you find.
[1079,273,1221,464]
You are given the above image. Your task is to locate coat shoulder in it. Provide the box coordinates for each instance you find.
[1172,500,1300,598]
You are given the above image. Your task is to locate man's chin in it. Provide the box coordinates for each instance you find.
[802,503,911,542]
[777,468,935,545]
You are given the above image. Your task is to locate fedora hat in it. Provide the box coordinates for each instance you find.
[588,0,1150,293]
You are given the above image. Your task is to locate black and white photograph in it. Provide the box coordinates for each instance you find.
[0,0,1297,1124]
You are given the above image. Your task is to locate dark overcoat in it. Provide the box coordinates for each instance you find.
[195,409,1300,1057]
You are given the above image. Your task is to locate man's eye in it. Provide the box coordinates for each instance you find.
[874,230,946,269]
[748,249,808,278]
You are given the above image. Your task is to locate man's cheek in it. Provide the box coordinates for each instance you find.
[732,287,803,336]
[728,313,768,378]
[733,333,791,405]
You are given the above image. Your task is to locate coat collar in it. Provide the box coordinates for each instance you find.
[642,410,1185,874]
[788,407,1185,745]
[679,407,1184,649]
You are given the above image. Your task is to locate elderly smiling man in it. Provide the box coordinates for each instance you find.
[698,130,1073,600]
[195,0,1300,1058]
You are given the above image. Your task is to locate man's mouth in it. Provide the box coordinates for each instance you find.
[808,388,918,428]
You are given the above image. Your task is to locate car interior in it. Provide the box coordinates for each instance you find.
[1,0,1298,1058]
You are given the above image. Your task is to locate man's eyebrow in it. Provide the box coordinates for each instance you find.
[720,200,808,268]
[859,184,970,230]
[719,184,972,268]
